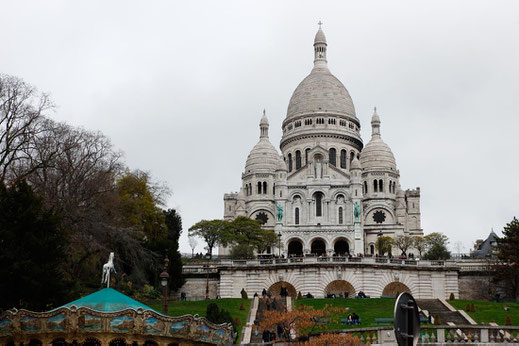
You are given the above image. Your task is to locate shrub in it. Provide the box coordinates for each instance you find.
[465,303,471,311]
[505,316,511,326]
[240,288,248,299]
[239,302,245,311]
[449,293,455,300]
[434,315,441,325]
[297,291,302,300]
[470,303,476,312]
[234,317,242,326]
[139,284,161,299]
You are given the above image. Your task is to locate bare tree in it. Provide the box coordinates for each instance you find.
[413,236,426,258]
[394,235,414,256]
[0,74,53,183]
[188,236,198,258]
[453,241,464,258]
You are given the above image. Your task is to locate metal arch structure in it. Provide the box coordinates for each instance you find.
[394,292,420,346]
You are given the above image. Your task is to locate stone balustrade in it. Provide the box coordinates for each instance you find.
[309,325,519,344]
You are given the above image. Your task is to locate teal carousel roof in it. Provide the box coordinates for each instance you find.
[55,288,157,313]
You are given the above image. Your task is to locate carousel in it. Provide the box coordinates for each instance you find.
[0,254,234,346]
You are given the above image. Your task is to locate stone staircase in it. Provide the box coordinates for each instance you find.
[249,296,287,344]
[416,299,469,325]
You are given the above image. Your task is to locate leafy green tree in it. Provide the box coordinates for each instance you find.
[0,180,70,310]
[222,216,279,257]
[189,219,227,259]
[115,170,168,241]
[375,236,393,256]
[423,232,451,260]
[494,217,519,298]
[230,243,255,259]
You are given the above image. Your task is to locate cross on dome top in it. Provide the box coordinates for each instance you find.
[318,20,323,29]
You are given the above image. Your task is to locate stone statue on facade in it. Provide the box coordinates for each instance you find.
[315,161,322,178]
[276,204,283,221]
[102,252,116,288]
[353,202,360,222]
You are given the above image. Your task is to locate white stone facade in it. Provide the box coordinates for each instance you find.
[221,27,424,257]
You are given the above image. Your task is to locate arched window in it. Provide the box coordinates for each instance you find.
[257,182,262,194]
[305,148,310,165]
[364,181,368,194]
[273,183,275,195]
[329,148,337,166]
[295,150,302,170]
[373,180,378,192]
[295,207,300,225]
[315,192,323,217]
[370,244,375,255]
[288,153,293,172]
[379,179,384,192]
[350,151,355,164]
[340,149,347,169]
[338,207,343,224]
[388,180,392,193]
[263,181,267,194]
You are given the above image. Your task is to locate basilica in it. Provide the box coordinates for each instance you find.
[221,26,423,258]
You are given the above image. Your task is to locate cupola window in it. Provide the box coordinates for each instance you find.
[329,148,336,167]
[288,153,293,172]
[295,150,302,170]
[340,149,347,169]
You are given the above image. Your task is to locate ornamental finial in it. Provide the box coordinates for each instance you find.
[318,20,323,29]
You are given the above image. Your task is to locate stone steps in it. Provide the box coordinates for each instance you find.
[416,299,469,325]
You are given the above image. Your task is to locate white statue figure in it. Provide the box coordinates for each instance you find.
[101,252,116,288]
[315,160,322,179]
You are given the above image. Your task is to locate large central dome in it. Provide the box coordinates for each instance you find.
[286,28,357,120]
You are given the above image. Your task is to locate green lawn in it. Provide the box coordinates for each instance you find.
[295,298,396,331]
[147,298,250,341]
[448,299,519,326]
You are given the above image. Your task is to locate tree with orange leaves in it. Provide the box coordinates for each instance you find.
[303,333,362,345]
[257,304,347,342]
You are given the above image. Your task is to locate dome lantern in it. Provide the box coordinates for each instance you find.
[371,107,381,137]
[314,21,327,68]
[260,109,269,138]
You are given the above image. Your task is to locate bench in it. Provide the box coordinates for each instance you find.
[380,295,395,299]
[340,318,362,325]
[374,317,429,325]
[374,318,393,325]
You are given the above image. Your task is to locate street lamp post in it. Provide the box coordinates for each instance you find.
[160,255,170,315]
[277,231,282,257]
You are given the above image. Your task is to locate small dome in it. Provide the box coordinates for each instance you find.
[351,156,361,170]
[260,109,269,125]
[244,139,283,174]
[314,28,327,45]
[360,109,397,170]
[276,156,288,171]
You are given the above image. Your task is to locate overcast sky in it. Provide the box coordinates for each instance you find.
[2,1,518,255]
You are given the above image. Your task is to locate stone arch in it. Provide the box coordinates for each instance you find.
[287,238,304,256]
[324,280,356,298]
[333,238,350,256]
[28,340,43,346]
[310,237,327,255]
[382,282,411,297]
[109,338,127,346]
[268,281,297,298]
[51,339,67,346]
[331,190,350,201]
[82,338,101,346]
[289,191,306,201]
[144,341,158,346]
[249,209,275,227]
[364,205,395,225]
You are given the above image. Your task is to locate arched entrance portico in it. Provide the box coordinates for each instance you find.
[382,282,411,297]
[324,280,356,298]
[268,281,297,298]
[333,239,349,256]
[287,239,303,256]
[310,238,326,256]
